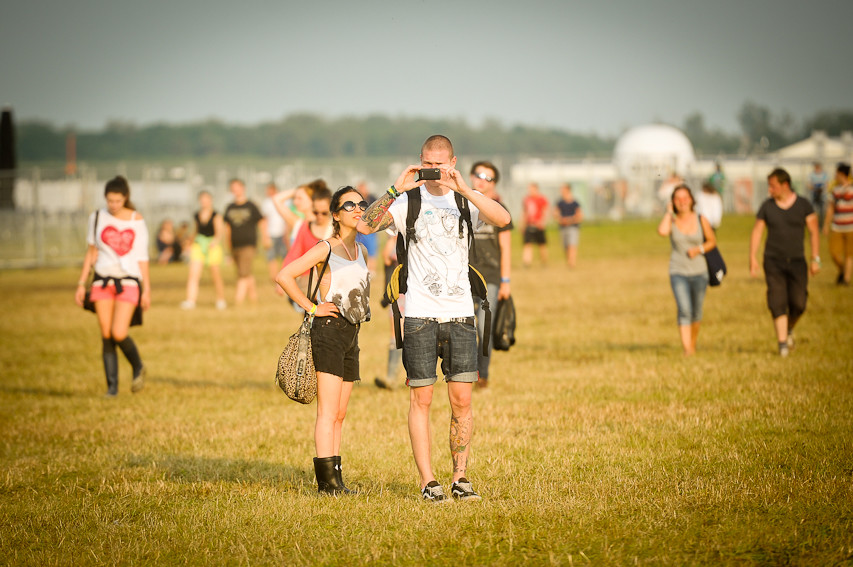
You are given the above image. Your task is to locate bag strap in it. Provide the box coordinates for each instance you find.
[698,213,708,243]
[305,240,333,316]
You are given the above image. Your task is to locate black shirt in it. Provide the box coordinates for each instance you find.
[224,201,263,247]
[756,195,814,260]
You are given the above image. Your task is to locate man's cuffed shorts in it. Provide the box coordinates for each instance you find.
[403,316,478,388]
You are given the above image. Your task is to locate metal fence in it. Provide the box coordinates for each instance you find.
[0,154,843,269]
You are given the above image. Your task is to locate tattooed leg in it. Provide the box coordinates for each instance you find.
[449,412,473,477]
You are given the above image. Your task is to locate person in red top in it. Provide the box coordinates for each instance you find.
[279,186,334,305]
[522,182,549,267]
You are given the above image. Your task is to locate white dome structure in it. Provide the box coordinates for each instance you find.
[613,124,696,177]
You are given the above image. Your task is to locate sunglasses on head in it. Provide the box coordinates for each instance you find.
[337,200,369,212]
[474,171,495,183]
[313,210,330,217]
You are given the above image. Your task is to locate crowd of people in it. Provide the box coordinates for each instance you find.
[74,140,850,500]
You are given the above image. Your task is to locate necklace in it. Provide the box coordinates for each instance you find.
[338,236,355,261]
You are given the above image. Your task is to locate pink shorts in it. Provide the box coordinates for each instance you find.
[89,282,140,305]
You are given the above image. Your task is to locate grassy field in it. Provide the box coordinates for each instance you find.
[1,215,851,566]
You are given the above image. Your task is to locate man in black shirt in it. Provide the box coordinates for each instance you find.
[749,168,821,356]
[223,178,267,305]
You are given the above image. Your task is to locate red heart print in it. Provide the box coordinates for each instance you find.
[101,226,135,256]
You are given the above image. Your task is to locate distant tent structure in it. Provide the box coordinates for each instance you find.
[0,107,16,209]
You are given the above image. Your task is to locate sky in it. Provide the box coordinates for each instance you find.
[2,0,852,137]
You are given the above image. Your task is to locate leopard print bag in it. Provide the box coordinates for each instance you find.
[275,242,331,404]
[276,315,316,404]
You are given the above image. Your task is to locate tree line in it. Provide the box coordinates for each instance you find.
[15,104,853,163]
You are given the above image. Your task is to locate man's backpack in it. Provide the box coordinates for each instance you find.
[384,188,491,355]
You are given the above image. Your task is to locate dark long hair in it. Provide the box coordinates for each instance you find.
[330,186,360,238]
[104,175,135,210]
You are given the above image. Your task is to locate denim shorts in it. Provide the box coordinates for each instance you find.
[403,317,478,388]
[669,273,708,326]
[311,315,360,382]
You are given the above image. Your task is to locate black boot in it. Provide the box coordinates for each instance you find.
[334,456,353,494]
[102,338,118,396]
[313,456,346,495]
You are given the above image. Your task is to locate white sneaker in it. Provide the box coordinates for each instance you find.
[215,299,227,310]
[180,300,195,310]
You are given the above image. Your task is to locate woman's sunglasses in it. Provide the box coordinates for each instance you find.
[337,200,369,213]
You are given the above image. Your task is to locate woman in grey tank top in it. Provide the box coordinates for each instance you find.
[657,184,717,355]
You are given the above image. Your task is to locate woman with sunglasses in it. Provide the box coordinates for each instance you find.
[276,186,371,495]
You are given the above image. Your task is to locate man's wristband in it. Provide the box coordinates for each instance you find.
[387,185,400,199]
[500,277,510,284]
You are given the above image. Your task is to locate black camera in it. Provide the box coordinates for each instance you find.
[417,168,441,181]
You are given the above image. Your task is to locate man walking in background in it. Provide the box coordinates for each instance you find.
[468,161,512,389]
[223,179,267,305]
[522,182,549,267]
[749,168,820,356]
[555,182,583,268]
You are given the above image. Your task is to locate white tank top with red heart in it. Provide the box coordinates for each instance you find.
[87,209,150,281]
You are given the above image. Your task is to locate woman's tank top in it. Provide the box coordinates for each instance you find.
[321,243,371,324]
[195,211,217,237]
[669,213,707,276]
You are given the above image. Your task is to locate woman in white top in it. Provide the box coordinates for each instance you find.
[74,176,151,396]
[276,186,370,495]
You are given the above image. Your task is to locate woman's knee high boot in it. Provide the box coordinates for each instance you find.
[334,456,353,494]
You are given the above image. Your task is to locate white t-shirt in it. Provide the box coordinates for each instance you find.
[388,186,483,319]
[321,243,371,324]
[696,191,723,229]
[87,209,150,281]
[261,196,286,238]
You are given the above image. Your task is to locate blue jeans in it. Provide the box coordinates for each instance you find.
[474,282,499,379]
[402,317,478,388]
[670,273,708,326]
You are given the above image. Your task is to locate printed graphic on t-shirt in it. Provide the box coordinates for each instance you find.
[413,207,467,297]
[226,207,253,227]
[329,280,370,324]
[101,226,135,256]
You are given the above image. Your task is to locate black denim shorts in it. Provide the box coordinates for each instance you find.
[311,315,360,382]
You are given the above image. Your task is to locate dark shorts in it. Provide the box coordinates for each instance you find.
[311,315,360,382]
[524,226,546,245]
[764,257,808,320]
[232,245,256,278]
[403,317,478,388]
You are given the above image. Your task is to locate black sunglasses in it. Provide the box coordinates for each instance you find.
[474,171,495,183]
[337,200,369,213]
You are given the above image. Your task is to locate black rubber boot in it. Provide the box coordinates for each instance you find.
[313,456,345,495]
[334,456,353,494]
[102,338,118,396]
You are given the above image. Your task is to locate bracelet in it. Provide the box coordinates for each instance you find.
[500,277,510,284]
[813,256,821,265]
[387,185,400,199]
[77,280,86,286]
[698,246,705,256]
[308,303,317,315]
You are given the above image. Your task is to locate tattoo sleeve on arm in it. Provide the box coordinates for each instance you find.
[362,192,395,231]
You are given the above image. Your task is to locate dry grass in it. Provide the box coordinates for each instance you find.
[1,214,851,566]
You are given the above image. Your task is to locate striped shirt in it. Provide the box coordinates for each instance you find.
[829,184,853,232]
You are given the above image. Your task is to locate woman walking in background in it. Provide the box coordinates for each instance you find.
[74,176,150,396]
[181,190,227,310]
[275,187,371,495]
[657,184,716,355]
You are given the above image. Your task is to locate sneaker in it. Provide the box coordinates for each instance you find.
[131,366,146,393]
[779,343,790,358]
[450,478,482,501]
[374,377,394,390]
[180,300,195,310]
[785,333,795,351]
[421,481,448,503]
[215,299,227,310]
